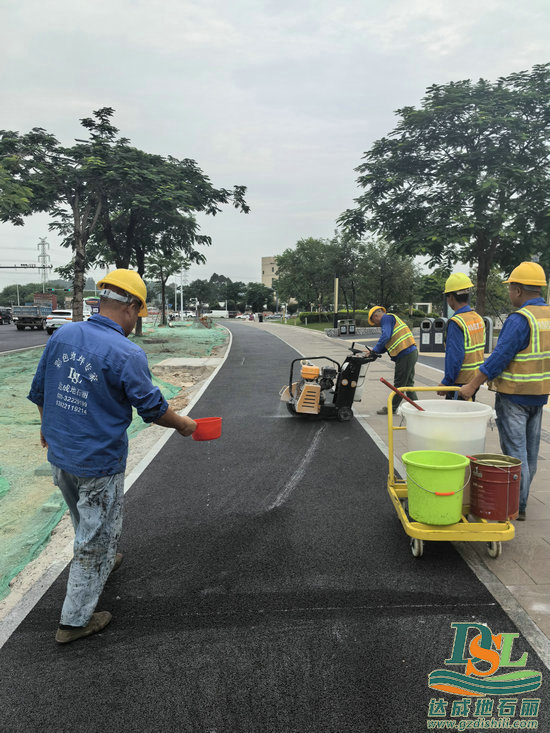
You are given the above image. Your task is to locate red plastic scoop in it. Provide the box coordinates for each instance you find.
[192,417,223,441]
[379,378,424,411]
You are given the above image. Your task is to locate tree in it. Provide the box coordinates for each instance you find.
[244,282,274,312]
[0,109,120,321]
[0,163,33,223]
[339,64,550,314]
[0,281,43,306]
[415,269,448,310]
[186,279,212,312]
[355,239,419,310]
[1,108,250,327]
[275,238,336,310]
[146,252,191,326]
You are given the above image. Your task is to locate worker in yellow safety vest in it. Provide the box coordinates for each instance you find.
[459,262,550,521]
[366,306,418,414]
[437,273,485,401]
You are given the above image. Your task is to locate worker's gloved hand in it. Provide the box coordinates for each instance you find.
[436,383,447,397]
[364,349,380,360]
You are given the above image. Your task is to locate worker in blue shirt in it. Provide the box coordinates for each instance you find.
[28,269,197,643]
[367,306,418,414]
[459,262,550,521]
[437,273,485,400]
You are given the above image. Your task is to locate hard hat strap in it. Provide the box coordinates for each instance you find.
[99,288,138,307]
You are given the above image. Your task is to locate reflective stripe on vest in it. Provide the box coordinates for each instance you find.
[386,314,416,358]
[488,305,550,395]
[450,311,485,384]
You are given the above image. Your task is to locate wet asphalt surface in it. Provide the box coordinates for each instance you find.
[0,323,548,732]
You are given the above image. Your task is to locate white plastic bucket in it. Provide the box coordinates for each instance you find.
[399,400,492,456]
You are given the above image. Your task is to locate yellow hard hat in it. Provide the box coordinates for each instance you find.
[444,272,474,294]
[96,269,148,316]
[503,262,547,287]
[368,305,386,325]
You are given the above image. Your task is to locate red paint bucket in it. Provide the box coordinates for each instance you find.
[192,417,222,441]
[469,454,521,521]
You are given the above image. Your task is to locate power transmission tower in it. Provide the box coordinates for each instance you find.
[37,238,51,293]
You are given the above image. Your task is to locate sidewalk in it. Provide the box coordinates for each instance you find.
[250,320,550,647]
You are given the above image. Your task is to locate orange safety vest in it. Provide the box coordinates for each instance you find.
[385,314,416,358]
[449,310,485,384]
[488,305,550,395]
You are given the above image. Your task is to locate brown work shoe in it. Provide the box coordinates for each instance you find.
[55,611,112,644]
[376,406,396,415]
[111,552,123,573]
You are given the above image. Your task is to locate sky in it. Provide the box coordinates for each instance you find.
[1,0,550,292]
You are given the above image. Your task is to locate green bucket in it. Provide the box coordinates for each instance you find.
[402,450,470,525]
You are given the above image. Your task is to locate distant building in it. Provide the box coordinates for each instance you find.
[261,256,278,288]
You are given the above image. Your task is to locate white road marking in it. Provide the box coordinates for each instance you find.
[269,423,327,509]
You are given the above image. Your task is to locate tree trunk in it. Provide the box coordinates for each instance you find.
[134,248,146,336]
[73,232,86,322]
[72,196,85,323]
[161,279,167,325]
[72,195,102,322]
[476,254,491,316]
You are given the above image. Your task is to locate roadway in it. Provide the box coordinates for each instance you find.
[0,323,49,353]
[0,322,548,732]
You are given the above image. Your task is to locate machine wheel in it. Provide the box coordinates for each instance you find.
[285,402,296,416]
[337,406,353,422]
[46,328,54,335]
[410,538,424,557]
[16,325,24,331]
[486,541,502,559]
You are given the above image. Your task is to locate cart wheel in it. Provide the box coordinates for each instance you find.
[410,538,424,558]
[486,541,502,559]
[337,406,353,422]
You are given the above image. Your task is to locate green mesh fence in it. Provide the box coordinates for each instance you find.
[0,321,227,600]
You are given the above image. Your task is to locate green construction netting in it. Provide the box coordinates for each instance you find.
[0,321,227,600]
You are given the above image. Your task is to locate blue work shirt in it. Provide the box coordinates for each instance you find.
[28,314,169,476]
[441,305,471,386]
[480,297,549,407]
[373,314,417,362]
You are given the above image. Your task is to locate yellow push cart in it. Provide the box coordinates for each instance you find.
[385,386,515,559]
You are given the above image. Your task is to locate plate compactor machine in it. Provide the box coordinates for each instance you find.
[280,343,380,421]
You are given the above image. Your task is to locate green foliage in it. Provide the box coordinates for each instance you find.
[0,163,33,223]
[340,63,550,314]
[243,282,274,312]
[0,108,249,328]
[145,252,190,325]
[275,234,417,312]
[275,237,337,309]
[298,310,373,326]
[355,239,419,309]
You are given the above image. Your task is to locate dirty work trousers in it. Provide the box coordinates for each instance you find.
[495,393,543,513]
[392,349,418,410]
[51,465,124,627]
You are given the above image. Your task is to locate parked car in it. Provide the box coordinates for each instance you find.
[265,313,283,320]
[45,309,91,335]
[235,314,249,320]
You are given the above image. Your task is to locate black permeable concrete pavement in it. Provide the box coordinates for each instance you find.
[0,323,548,732]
